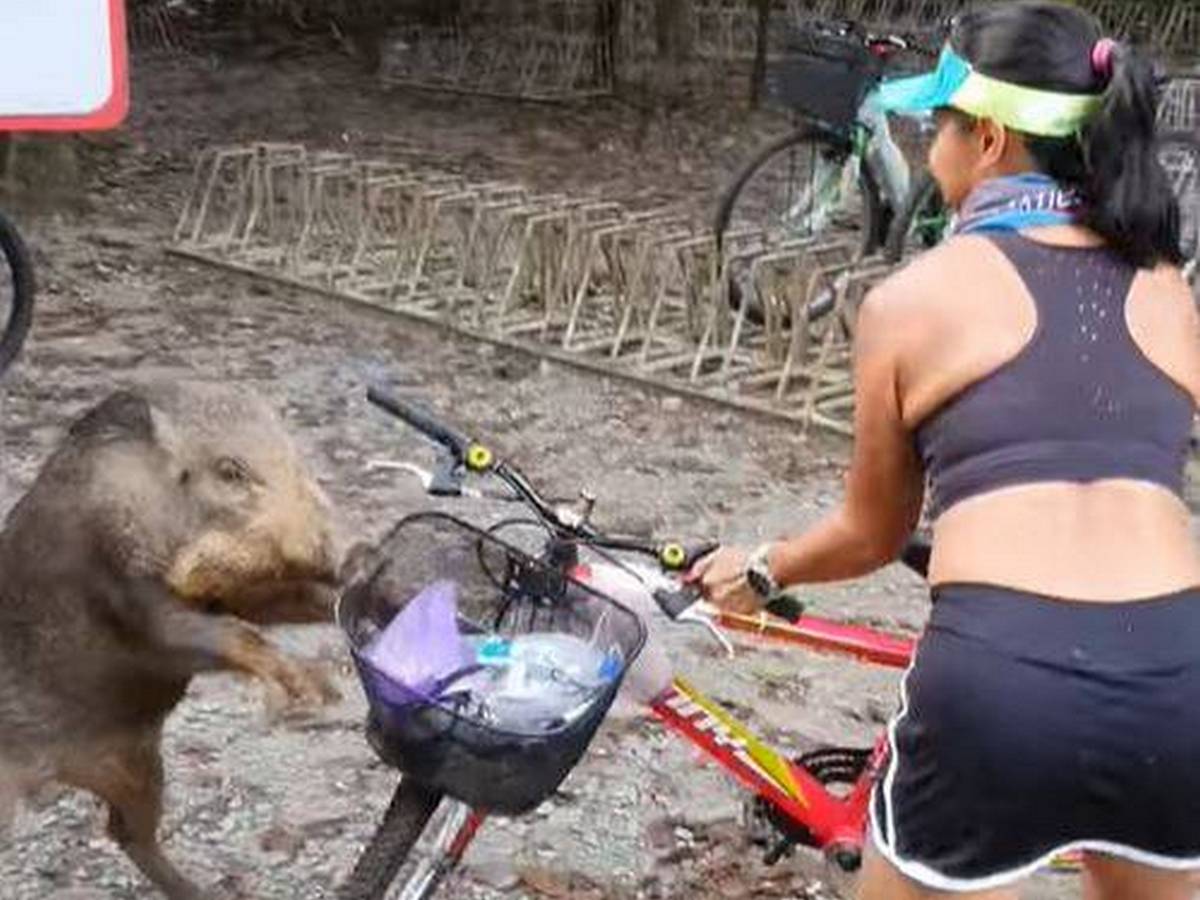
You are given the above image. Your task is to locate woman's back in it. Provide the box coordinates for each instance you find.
[891,225,1200,598]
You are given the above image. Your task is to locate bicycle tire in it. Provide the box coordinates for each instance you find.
[714,126,882,327]
[884,168,945,265]
[0,208,35,378]
[338,777,444,900]
[714,125,883,256]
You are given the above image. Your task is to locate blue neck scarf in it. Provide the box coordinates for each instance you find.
[952,173,1083,236]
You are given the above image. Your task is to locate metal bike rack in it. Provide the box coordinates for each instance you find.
[169,141,886,434]
[379,0,615,103]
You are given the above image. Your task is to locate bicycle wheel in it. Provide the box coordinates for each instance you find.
[338,777,451,900]
[715,126,882,326]
[884,168,949,265]
[1157,129,1199,288]
[0,208,35,378]
[714,126,883,255]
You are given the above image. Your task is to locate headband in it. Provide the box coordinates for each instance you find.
[876,45,1104,137]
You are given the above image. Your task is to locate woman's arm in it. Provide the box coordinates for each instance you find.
[771,284,925,582]
[695,281,925,611]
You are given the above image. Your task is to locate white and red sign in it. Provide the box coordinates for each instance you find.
[0,1,128,131]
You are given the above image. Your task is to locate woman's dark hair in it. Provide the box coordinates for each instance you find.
[950,1,1182,268]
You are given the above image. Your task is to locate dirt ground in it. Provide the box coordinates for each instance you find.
[0,44,1107,900]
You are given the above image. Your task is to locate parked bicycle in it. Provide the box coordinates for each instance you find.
[333,386,1082,900]
[1157,126,1200,287]
[714,18,943,264]
[713,17,944,325]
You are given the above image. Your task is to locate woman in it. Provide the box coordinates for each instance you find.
[693,3,1200,898]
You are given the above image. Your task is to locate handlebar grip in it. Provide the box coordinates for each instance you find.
[899,534,931,579]
[764,594,805,624]
[682,541,720,571]
[657,541,719,572]
[653,586,701,620]
[367,387,471,460]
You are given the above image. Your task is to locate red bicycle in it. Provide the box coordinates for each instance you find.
[333,387,1064,900]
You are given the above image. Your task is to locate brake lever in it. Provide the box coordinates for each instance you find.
[679,606,735,659]
[427,452,468,496]
[365,459,482,498]
[365,458,434,484]
[653,586,735,659]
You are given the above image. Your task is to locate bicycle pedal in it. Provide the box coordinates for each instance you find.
[763,837,795,866]
[741,795,776,848]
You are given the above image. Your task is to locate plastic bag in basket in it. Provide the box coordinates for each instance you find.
[363,578,475,703]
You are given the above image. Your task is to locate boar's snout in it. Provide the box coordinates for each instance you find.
[277,482,339,585]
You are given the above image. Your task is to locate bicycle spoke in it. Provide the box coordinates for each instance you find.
[724,137,869,244]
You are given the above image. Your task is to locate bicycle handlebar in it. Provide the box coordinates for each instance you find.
[367,387,473,461]
[366,386,808,623]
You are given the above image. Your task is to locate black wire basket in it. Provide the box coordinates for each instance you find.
[765,25,885,130]
[337,512,647,815]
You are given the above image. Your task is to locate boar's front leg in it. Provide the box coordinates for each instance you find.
[117,578,340,710]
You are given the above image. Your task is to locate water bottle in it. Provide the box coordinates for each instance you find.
[461,632,622,733]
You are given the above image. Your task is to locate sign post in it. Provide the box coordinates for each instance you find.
[0,1,129,131]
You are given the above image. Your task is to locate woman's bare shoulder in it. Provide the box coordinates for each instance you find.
[1127,261,1200,403]
[877,235,1005,297]
[861,235,1013,338]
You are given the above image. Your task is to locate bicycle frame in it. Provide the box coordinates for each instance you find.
[650,678,886,852]
[714,607,913,667]
[640,597,913,861]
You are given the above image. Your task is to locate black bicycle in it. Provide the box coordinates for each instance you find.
[714,18,942,325]
[715,19,940,258]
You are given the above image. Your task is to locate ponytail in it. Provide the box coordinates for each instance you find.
[1077,42,1183,268]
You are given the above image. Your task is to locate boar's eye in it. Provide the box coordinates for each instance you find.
[215,456,251,485]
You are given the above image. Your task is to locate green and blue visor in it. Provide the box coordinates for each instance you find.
[875,45,1103,137]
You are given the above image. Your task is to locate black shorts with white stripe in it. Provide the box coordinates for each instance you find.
[871,582,1200,892]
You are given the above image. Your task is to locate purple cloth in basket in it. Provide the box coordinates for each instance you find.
[363,579,474,704]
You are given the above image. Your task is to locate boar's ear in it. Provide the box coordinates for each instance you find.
[68,391,157,444]
[146,403,190,484]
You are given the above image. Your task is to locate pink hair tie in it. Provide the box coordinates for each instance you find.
[1091,37,1117,80]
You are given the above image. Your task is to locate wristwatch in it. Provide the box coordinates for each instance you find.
[744,542,782,602]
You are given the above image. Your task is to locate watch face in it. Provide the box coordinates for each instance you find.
[747,566,772,598]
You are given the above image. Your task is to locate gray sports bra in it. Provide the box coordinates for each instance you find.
[915,232,1195,518]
